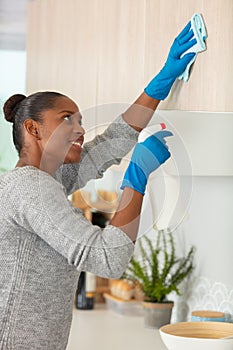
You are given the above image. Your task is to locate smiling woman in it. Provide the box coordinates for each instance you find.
[0,19,196,350]
[3,92,86,174]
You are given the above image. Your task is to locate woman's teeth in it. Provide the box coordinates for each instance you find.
[72,141,82,147]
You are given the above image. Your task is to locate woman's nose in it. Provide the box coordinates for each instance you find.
[71,115,85,135]
[74,124,85,136]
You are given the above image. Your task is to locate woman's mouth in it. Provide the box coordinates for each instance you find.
[70,137,84,152]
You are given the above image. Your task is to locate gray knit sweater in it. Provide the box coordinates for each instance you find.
[0,116,138,350]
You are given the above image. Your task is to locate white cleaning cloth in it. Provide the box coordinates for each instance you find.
[178,13,207,82]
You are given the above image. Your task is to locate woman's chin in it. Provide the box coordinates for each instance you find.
[64,154,81,164]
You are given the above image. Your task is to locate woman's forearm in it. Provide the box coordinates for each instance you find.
[109,188,143,243]
[111,125,172,243]
[122,92,160,132]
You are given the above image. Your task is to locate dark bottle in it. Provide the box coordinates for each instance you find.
[76,271,96,310]
[91,211,109,228]
[76,211,107,310]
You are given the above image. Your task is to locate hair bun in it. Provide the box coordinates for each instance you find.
[3,94,26,123]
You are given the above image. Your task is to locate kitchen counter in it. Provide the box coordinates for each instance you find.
[66,304,167,350]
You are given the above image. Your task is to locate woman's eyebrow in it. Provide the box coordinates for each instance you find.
[58,110,83,119]
[58,110,77,114]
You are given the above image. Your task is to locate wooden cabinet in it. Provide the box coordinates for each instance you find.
[144,0,233,112]
[26,0,145,117]
[26,0,233,176]
[27,0,233,112]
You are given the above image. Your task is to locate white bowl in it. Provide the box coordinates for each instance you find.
[159,321,233,350]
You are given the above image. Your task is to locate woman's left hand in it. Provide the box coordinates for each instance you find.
[144,21,197,100]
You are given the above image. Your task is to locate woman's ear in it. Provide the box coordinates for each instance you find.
[24,119,41,139]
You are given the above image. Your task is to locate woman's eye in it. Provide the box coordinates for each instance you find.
[63,114,82,125]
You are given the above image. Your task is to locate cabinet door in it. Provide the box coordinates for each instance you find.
[145,0,233,111]
[26,0,145,138]
[26,0,99,136]
[27,0,233,112]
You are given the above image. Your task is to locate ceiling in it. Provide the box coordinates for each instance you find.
[0,0,27,50]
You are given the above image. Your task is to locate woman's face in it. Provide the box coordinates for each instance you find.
[37,96,85,166]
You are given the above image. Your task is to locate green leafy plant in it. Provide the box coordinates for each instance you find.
[124,229,195,303]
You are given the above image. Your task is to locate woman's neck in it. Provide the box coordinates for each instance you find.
[15,157,61,175]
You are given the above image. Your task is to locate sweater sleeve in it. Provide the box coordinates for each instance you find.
[8,169,134,279]
[54,115,139,194]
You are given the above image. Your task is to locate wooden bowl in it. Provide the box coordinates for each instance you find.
[159,322,233,350]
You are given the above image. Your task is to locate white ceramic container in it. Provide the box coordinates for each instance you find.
[159,321,233,350]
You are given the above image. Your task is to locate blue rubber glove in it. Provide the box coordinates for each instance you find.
[144,21,197,100]
[121,130,173,195]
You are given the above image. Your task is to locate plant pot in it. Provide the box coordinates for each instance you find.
[142,301,174,329]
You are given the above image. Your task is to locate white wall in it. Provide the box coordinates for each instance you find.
[0,50,26,171]
[183,176,233,286]
[136,174,233,320]
[169,176,233,322]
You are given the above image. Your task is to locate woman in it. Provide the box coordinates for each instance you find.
[0,22,195,349]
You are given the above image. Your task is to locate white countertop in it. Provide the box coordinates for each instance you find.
[66,304,167,350]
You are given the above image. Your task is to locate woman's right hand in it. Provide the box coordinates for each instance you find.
[121,130,173,195]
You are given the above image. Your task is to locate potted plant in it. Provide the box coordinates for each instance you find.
[124,229,195,328]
